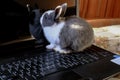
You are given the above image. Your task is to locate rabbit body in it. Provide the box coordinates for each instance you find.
[40,3,94,54]
[59,16,94,52]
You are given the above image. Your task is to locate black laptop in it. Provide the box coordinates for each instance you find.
[0,0,120,80]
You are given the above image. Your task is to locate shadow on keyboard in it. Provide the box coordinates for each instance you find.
[0,45,113,80]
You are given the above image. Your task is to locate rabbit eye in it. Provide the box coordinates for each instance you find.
[44,13,48,19]
[45,16,47,19]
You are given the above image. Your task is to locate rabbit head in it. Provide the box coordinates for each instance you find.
[40,3,67,27]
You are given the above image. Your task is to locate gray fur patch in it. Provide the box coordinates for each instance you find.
[42,12,55,27]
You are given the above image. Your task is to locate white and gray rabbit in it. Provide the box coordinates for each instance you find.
[40,3,94,54]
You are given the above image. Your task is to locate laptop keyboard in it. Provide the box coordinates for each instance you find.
[0,45,112,80]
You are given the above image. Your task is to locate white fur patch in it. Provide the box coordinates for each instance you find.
[70,24,83,30]
[40,10,65,50]
[43,22,65,44]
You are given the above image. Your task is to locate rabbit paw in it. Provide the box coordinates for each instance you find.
[46,44,55,49]
[54,46,71,54]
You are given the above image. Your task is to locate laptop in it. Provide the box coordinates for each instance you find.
[0,0,120,80]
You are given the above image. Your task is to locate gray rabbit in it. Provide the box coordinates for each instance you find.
[40,3,94,54]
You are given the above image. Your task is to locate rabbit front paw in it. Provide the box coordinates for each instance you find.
[46,44,55,49]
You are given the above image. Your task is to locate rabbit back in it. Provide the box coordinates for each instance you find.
[59,16,94,51]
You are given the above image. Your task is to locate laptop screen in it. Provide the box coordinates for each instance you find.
[0,0,77,46]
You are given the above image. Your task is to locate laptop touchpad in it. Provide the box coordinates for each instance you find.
[72,57,120,80]
[42,70,85,80]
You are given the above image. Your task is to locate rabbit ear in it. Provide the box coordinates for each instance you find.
[55,3,67,19]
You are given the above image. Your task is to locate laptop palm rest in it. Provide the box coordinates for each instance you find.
[72,56,120,80]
